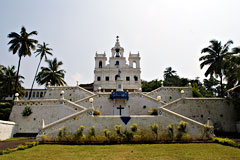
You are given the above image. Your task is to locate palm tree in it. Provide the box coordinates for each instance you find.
[0,66,25,99]
[8,26,38,95]
[36,58,67,87]
[164,67,177,79]
[224,47,240,89]
[199,39,233,97]
[28,42,53,99]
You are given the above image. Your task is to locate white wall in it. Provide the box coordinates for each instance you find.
[0,120,15,140]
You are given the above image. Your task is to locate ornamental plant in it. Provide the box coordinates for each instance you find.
[167,123,174,140]
[22,106,32,116]
[93,110,101,116]
[150,123,159,140]
[88,126,96,139]
[75,125,85,138]
[176,121,187,140]
[203,124,212,139]
[148,108,158,115]
[103,129,111,140]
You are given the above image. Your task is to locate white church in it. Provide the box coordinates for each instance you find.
[8,37,236,139]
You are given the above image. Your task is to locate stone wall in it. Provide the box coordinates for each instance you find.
[146,87,192,103]
[161,98,236,132]
[0,120,15,140]
[45,86,94,102]
[40,108,205,139]
[9,99,82,133]
[76,93,164,115]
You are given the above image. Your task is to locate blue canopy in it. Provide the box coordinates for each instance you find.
[111,91,129,100]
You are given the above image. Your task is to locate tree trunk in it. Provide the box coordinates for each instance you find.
[14,56,22,98]
[220,72,224,97]
[28,58,42,99]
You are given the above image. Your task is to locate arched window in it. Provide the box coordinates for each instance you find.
[133,61,137,68]
[115,61,119,66]
[134,76,138,81]
[115,75,119,81]
[99,61,102,68]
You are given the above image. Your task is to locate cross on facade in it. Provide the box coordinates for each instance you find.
[117,105,124,115]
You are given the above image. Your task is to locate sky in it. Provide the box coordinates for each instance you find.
[1,0,240,89]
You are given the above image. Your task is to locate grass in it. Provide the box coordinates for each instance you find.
[2,137,28,142]
[1,143,240,160]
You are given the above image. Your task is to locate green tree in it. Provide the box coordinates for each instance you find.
[199,39,233,97]
[164,67,177,79]
[36,58,67,87]
[0,66,25,99]
[203,76,219,96]
[224,47,240,89]
[8,26,38,95]
[29,42,53,99]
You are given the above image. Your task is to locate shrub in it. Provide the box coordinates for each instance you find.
[93,110,101,116]
[58,126,67,138]
[88,126,96,139]
[17,144,26,150]
[148,108,158,115]
[167,123,174,140]
[203,124,212,139]
[41,135,46,142]
[103,129,111,140]
[176,121,187,140]
[75,125,85,138]
[22,106,32,117]
[123,129,133,142]
[150,123,159,140]
[114,125,122,136]
[130,124,138,133]
[213,137,237,147]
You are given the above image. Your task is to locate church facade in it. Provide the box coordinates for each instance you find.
[94,36,141,92]
[9,37,237,139]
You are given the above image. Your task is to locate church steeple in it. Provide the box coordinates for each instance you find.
[111,36,124,57]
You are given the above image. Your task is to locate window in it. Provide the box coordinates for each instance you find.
[115,61,119,66]
[40,92,43,97]
[126,76,130,81]
[118,84,121,89]
[115,75,118,81]
[25,92,28,97]
[32,92,35,98]
[97,76,101,81]
[105,76,109,81]
[134,76,138,81]
[36,92,39,97]
[133,61,137,68]
[99,61,102,68]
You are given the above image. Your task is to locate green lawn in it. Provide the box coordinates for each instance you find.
[1,143,240,160]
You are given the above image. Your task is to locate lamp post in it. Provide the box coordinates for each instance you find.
[161,81,164,87]
[60,90,64,99]
[157,96,161,101]
[15,93,19,101]
[89,97,94,109]
[180,90,184,98]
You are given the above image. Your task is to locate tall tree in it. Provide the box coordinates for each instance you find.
[163,67,177,79]
[0,65,25,99]
[28,42,53,99]
[224,47,240,89]
[36,58,67,87]
[199,39,233,97]
[8,26,38,95]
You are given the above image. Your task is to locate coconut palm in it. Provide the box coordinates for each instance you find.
[199,39,233,97]
[36,58,66,87]
[28,42,53,99]
[8,26,38,94]
[224,47,240,89]
[164,67,177,79]
[0,66,25,99]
